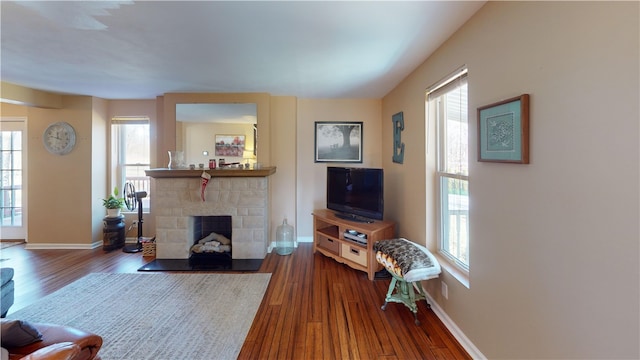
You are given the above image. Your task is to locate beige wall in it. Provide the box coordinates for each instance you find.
[27,95,98,247]
[270,96,297,244]
[0,94,158,247]
[296,98,383,241]
[1,89,291,249]
[382,2,639,358]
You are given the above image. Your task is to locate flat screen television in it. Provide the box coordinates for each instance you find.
[326,166,383,222]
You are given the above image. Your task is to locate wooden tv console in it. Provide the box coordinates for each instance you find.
[312,209,396,280]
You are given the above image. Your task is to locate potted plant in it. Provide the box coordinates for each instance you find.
[103,186,124,217]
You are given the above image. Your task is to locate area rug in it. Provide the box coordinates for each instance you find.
[7,272,271,360]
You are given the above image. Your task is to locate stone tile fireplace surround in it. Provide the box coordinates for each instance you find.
[146,168,276,260]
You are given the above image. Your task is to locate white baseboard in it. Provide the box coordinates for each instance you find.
[269,237,312,252]
[423,292,486,359]
[25,241,103,250]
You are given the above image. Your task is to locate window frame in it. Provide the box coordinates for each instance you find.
[427,68,470,276]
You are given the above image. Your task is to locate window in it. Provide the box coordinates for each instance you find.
[111,117,150,211]
[428,69,469,272]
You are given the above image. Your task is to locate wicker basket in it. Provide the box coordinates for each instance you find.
[142,242,156,257]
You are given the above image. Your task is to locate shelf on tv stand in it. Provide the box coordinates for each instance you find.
[312,209,396,280]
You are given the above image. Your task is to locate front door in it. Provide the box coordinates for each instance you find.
[0,118,27,240]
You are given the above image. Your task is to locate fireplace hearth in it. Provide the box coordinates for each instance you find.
[138,258,263,272]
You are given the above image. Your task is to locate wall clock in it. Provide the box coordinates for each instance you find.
[43,121,76,155]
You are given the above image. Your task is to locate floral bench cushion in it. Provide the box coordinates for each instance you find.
[374,238,441,282]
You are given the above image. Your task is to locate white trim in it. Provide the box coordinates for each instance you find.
[297,236,313,243]
[0,117,27,123]
[435,253,470,289]
[269,238,305,253]
[25,241,103,250]
[423,291,486,359]
[426,66,468,96]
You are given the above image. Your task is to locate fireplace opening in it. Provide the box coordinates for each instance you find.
[189,215,232,269]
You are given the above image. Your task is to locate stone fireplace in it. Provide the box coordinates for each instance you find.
[146,168,276,260]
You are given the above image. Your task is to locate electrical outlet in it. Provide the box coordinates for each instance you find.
[126,221,138,232]
[441,281,449,300]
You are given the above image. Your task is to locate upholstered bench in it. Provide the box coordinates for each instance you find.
[373,238,441,325]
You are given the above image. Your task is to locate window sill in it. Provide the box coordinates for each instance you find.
[122,211,150,215]
[434,253,470,289]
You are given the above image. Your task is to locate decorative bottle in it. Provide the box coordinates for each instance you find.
[276,218,295,255]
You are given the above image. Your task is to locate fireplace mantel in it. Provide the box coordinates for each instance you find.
[146,166,276,178]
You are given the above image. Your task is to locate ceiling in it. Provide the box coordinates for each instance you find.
[1,1,485,100]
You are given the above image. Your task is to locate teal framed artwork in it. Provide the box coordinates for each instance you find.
[392,111,404,164]
[477,94,530,164]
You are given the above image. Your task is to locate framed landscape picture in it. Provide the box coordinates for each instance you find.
[477,94,530,164]
[314,121,363,163]
[215,134,245,157]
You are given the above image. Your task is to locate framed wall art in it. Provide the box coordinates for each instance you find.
[215,134,245,157]
[392,111,405,164]
[314,121,362,163]
[477,94,530,164]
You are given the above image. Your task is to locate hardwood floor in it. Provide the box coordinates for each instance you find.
[0,242,470,359]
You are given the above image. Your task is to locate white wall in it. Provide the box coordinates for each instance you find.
[382,2,639,358]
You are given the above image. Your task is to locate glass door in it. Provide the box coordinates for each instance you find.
[0,118,26,240]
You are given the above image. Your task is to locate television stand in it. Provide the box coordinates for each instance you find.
[313,209,396,280]
[334,212,375,223]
